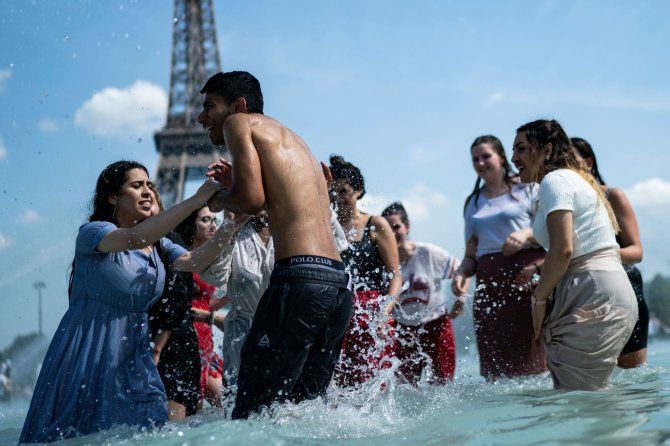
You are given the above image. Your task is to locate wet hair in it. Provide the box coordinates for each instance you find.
[571,137,606,185]
[69,160,150,297]
[516,119,619,232]
[381,201,409,224]
[464,135,518,214]
[329,155,366,198]
[200,71,264,114]
[174,206,207,248]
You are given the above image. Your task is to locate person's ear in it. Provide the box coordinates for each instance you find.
[108,194,119,206]
[233,97,247,113]
[544,143,553,161]
[585,157,595,171]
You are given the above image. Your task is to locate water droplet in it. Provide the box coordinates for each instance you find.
[63,34,70,41]
[137,137,142,143]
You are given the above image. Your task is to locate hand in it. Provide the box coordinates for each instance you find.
[532,299,547,340]
[206,158,233,189]
[513,264,537,290]
[383,299,397,319]
[212,313,225,331]
[448,299,465,319]
[502,228,531,256]
[193,178,224,205]
[451,272,468,297]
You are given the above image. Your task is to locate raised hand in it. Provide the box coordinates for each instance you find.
[193,178,224,205]
[206,158,233,189]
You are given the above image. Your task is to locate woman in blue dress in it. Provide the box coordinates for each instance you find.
[20,160,242,443]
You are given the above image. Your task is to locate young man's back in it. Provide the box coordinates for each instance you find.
[198,71,353,418]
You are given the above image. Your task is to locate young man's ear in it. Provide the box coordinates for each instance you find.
[233,97,248,113]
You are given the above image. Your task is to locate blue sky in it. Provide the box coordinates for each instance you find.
[1,0,669,349]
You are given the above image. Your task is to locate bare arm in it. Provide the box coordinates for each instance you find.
[608,188,643,264]
[371,216,402,297]
[532,210,573,339]
[171,215,249,272]
[451,236,478,298]
[152,329,172,365]
[191,308,225,331]
[97,180,222,253]
[207,115,266,214]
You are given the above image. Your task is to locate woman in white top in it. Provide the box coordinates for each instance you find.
[512,119,637,390]
[383,202,464,384]
[452,135,547,380]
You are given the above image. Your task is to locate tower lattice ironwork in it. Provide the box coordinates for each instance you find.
[154,0,226,207]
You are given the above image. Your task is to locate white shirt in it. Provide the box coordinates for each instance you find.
[465,183,539,257]
[393,242,458,326]
[533,169,617,258]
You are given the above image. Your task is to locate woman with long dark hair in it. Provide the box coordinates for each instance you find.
[452,135,547,380]
[328,155,401,386]
[175,206,229,409]
[571,137,647,368]
[20,161,241,443]
[512,120,637,389]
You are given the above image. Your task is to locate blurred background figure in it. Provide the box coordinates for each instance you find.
[175,206,228,410]
[329,155,401,387]
[452,135,547,381]
[382,202,465,384]
[571,137,648,368]
[148,191,201,420]
[0,355,11,403]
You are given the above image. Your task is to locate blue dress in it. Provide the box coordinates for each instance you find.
[19,221,187,443]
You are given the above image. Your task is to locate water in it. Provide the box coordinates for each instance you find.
[2,341,669,446]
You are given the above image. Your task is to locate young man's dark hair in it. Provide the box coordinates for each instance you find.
[200,71,264,114]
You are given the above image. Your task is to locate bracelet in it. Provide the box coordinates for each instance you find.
[207,311,214,325]
[533,263,541,275]
[531,294,548,306]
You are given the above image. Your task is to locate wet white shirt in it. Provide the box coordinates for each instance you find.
[393,242,459,326]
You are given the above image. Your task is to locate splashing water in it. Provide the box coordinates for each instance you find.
[2,341,670,444]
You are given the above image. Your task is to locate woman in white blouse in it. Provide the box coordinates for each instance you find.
[452,135,547,380]
[511,119,637,390]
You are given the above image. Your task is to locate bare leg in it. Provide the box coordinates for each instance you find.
[167,401,187,420]
[617,348,647,369]
[206,375,223,407]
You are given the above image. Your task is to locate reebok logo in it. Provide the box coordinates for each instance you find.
[258,334,271,347]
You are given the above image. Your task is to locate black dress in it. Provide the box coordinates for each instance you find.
[149,233,201,416]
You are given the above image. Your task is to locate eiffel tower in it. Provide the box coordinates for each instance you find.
[154,0,226,207]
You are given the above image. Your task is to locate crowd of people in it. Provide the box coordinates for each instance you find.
[18,71,649,443]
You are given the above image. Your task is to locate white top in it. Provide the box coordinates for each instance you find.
[465,183,539,257]
[393,242,459,326]
[533,169,617,258]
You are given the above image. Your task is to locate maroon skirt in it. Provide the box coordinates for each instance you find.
[473,248,547,380]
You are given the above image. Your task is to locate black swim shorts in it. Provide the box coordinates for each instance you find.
[231,257,353,419]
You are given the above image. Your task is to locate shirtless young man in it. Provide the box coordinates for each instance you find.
[197,71,353,419]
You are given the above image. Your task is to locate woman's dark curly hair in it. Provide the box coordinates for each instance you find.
[329,155,366,198]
